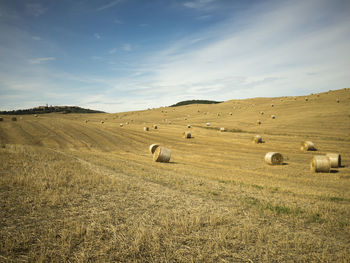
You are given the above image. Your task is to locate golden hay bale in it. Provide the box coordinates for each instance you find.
[184,117,187,120]
[153,125,158,129]
[183,131,191,138]
[257,120,261,125]
[144,127,149,131]
[126,122,129,125]
[0,117,3,121]
[271,104,274,107]
[301,141,316,151]
[149,144,159,154]
[229,112,232,115]
[336,98,340,103]
[220,127,226,132]
[120,123,123,127]
[187,124,191,128]
[206,122,210,126]
[271,115,276,119]
[305,97,309,101]
[11,117,17,121]
[168,121,171,124]
[85,120,88,123]
[265,152,283,165]
[101,120,104,124]
[34,114,38,117]
[153,146,171,162]
[326,153,341,168]
[260,111,264,115]
[253,135,263,143]
[310,155,330,172]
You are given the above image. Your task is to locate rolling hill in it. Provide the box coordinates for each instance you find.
[0,88,349,262]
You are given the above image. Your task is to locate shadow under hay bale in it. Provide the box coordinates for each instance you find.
[301,141,316,151]
[153,125,158,129]
[153,146,171,162]
[253,135,263,144]
[311,155,331,173]
[187,124,191,128]
[265,152,284,165]
[149,144,159,154]
[183,131,191,138]
[326,153,341,168]
[271,115,276,119]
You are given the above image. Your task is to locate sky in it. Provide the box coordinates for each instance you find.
[0,0,349,113]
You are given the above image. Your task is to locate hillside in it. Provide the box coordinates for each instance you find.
[0,105,104,115]
[0,88,349,262]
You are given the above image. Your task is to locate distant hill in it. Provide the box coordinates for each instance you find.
[0,105,105,115]
[170,100,222,107]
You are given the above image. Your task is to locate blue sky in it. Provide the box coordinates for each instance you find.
[0,0,349,112]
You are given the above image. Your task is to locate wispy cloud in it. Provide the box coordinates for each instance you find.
[32,36,41,41]
[122,44,131,51]
[109,48,117,54]
[183,0,217,11]
[97,0,123,11]
[94,33,101,39]
[29,57,56,64]
[26,3,47,17]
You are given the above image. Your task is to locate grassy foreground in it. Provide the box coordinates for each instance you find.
[1,89,350,262]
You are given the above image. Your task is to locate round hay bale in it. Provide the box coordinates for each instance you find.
[168,121,171,124]
[220,127,226,132]
[271,104,274,107]
[271,115,276,119]
[257,120,261,125]
[153,125,158,129]
[305,97,309,102]
[184,117,187,120]
[11,117,17,121]
[0,117,3,121]
[253,135,263,143]
[144,127,149,131]
[301,141,316,151]
[153,146,171,163]
[101,121,104,124]
[310,155,330,172]
[149,144,159,154]
[85,120,88,123]
[229,112,232,115]
[187,124,191,128]
[336,99,340,103]
[120,123,123,127]
[183,131,191,138]
[206,122,210,126]
[326,153,341,168]
[126,122,129,125]
[34,114,38,117]
[265,152,283,165]
[260,111,264,115]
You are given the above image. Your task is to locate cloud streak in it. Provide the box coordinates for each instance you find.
[29,57,56,64]
[97,0,123,11]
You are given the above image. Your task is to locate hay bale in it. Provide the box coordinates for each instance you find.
[149,144,159,154]
[126,122,129,125]
[184,117,187,120]
[253,135,263,143]
[271,104,274,107]
[326,153,341,168]
[265,152,284,165]
[271,115,276,119]
[257,120,261,125]
[305,97,309,101]
[0,117,3,121]
[153,125,158,129]
[206,122,210,127]
[336,98,340,103]
[120,123,123,127]
[144,127,149,131]
[183,131,191,138]
[187,124,191,128]
[220,127,226,132]
[153,146,171,162]
[85,120,88,123]
[260,111,264,115]
[101,120,104,124]
[229,112,232,115]
[34,114,38,117]
[301,141,316,151]
[310,155,330,172]
[11,117,17,121]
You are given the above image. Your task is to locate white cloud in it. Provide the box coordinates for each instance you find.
[26,3,47,17]
[32,36,41,41]
[122,44,131,51]
[97,0,123,11]
[94,33,101,39]
[183,0,217,11]
[28,57,56,64]
[109,48,117,54]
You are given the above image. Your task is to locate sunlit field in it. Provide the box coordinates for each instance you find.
[1,89,350,262]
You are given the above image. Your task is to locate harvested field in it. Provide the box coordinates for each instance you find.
[0,89,349,262]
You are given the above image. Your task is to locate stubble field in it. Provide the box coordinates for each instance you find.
[1,89,350,262]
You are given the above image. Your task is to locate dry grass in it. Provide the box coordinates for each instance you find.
[0,89,350,262]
